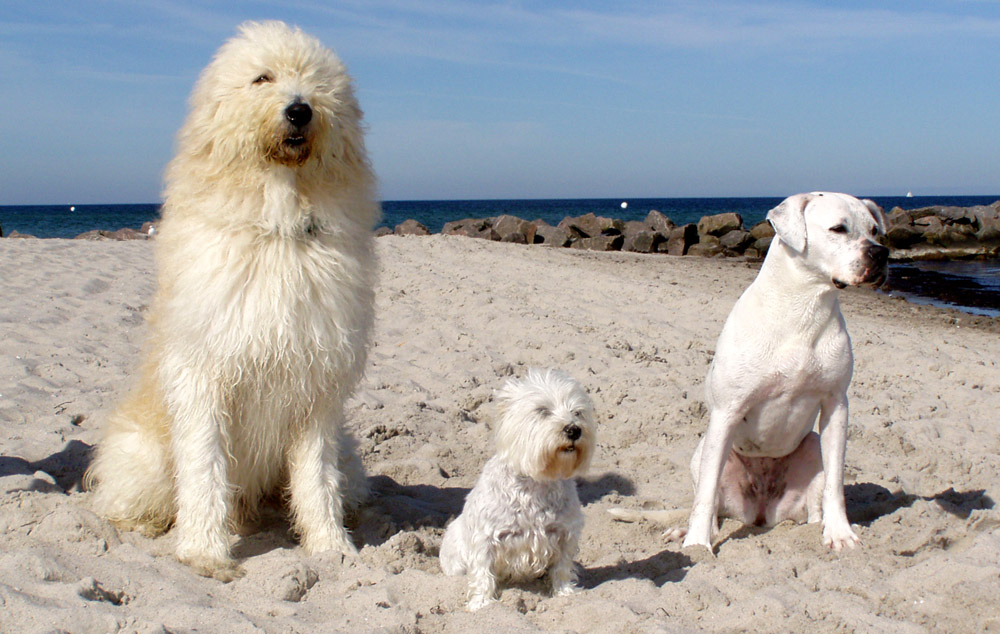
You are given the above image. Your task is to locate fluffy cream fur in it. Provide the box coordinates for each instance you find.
[440,369,597,610]
[84,21,378,580]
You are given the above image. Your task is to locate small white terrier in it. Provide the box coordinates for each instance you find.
[440,369,597,610]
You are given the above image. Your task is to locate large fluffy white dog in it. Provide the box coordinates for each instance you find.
[676,192,888,552]
[85,21,378,580]
[440,369,597,610]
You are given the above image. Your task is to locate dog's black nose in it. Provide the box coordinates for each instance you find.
[563,424,582,441]
[867,243,889,265]
[285,102,312,128]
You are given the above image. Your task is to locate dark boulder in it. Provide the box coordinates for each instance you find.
[558,213,624,239]
[623,230,664,253]
[720,229,754,253]
[665,223,698,256]
[687,235,724,257]
[644,209,676,235]
[749,220,775,240]
[534,222,571,247]
[697,212,743,238]
[442,218,499,240]
[492,215,536,244]
[394,219,431,236]
[570,235,624,251]
[74,228,148,240]
[751,236,773,256]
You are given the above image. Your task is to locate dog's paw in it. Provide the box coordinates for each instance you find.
[467,594,496,611]
[681,531,713,551]
[680,543,717,562]
[176,534,241,582]
[662,527,688,543]
[302,531,358,558]
[822,524,862,551]
[552,582,579,597]
[177,553,244,582]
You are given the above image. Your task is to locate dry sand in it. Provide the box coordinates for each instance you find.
[1,235,998,633]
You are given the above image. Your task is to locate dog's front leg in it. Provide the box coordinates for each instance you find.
[818,394,861,550]
[548,532,579,597]
[682,408,739,551]
[169,381,239,581]
[287,411,356,556]
[465,540,499,611]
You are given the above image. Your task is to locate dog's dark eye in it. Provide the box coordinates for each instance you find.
[252,73,273,85]
[829,225,848,234]
[535,407,551,417]
[870,226,878,237]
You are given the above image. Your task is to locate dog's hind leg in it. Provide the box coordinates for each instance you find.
[335,423,369,512]
[85,378,176,536]
[287,408,358,556]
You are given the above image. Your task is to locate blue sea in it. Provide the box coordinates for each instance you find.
[2,196,999,317]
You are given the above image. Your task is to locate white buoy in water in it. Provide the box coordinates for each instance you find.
[69,206,75,211]
[620,201,628,209]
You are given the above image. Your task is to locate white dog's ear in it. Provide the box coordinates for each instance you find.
[862,199,886,236]
[767,193,812,253]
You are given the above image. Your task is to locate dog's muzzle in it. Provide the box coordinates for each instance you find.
[267,100,314,165]
[834,243,890,289]
[283,101,312,147]
[861,243,890,286]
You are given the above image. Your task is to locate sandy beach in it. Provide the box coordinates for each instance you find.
[1,234,998,633]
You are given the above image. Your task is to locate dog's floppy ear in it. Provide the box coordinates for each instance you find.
[766,193,812,253]
[862,199,886,236]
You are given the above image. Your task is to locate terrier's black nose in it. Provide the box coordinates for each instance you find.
[285,102,312,127]
[563,424,582,441]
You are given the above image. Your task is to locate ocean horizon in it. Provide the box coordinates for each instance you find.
[3,195,999,239]
[2,195,999,317]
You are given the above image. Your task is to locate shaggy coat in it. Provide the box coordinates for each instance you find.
[85,21,377,580]
[440,369,596,609]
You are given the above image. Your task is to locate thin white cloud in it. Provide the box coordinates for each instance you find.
[554,3,1000,51]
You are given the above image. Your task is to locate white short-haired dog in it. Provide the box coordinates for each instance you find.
[440,369,597,610]
[678,192,888,552]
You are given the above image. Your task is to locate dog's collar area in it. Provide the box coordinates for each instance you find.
[302,216,321,238]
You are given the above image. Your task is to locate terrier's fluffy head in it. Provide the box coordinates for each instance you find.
[494,369,596,481]
[171,20,370,185]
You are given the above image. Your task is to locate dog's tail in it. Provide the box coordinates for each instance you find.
[607,507,689,525]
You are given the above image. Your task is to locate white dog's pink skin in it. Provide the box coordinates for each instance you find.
[440,369,596,611]
[84,21,377,581]
[677,192,888,553]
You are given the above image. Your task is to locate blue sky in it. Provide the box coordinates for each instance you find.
[2,1,999,204]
